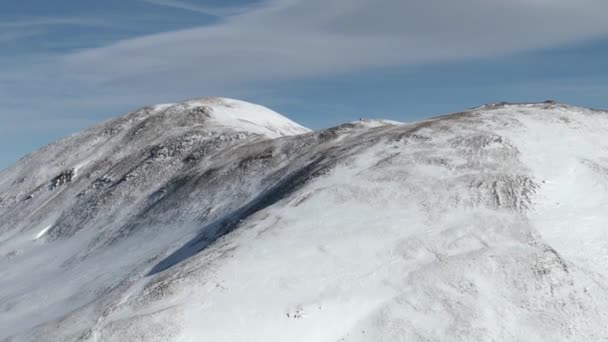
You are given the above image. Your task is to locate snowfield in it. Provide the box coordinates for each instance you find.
[1,98,608,341]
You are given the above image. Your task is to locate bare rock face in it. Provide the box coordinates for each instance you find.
[49,169,76,190]
[1,99,608,342]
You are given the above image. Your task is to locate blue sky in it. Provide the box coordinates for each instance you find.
[2,0,608,169]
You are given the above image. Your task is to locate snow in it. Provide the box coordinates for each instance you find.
[1,100,608,341]
[34,225,53,240]
[162,97,310,138]
[151,103,174,111]
[494,106,608,278]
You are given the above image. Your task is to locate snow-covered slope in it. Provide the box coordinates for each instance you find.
[1,100,608,341]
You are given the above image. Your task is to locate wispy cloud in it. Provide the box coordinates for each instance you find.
[7,0,608,108]
[0,30,39,42]
[65,0,608,96]
[0,17,119,44]
[0,17,114,29]
[138,0,255,17]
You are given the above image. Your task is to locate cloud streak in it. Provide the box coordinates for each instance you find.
[0,17,124,44]
[0,17,120,32]
[65,0,608,96]
[138,0,256,17]
[0,30,38,42]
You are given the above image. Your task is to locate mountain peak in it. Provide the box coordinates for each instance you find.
[4,99,608,341]
[146,97,310,138]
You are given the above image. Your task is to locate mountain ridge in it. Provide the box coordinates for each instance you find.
[1,98,608,341]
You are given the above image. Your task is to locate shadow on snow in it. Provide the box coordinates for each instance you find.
[147,157,327,275]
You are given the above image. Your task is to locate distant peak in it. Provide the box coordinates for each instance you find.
[472,100,569,111]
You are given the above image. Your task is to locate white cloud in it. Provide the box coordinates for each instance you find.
[64,0,608,97]
[138,0,255,17]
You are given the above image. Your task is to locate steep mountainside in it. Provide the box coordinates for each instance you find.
[1,99,608,341]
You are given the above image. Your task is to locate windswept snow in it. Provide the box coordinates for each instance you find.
[33,225,53,240]
[1,100,608,341]
[186,97,309,136]
[151,97,310,138]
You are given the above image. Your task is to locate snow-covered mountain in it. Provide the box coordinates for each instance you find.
[1,98,608,341]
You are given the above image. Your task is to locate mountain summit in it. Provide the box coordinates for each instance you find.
[1,100,608,341]
[155,97,311,137]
